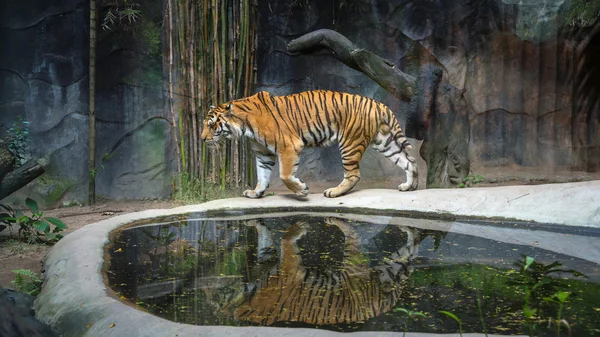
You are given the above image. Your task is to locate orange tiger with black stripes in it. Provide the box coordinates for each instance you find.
[200,90,418,198]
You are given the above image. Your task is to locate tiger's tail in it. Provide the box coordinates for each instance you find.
[372,107,418,191]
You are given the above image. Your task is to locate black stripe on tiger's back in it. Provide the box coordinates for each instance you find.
[310,92,327,140]
[288,100,309,145]
[236,102,253,112]
[282,96,297,130]
[295,95,318,144]
[325,92,336,133]
[302,93,323,141]
[309,91,330,143]
[290,95,310,145]
[283,96,297,141]
[272,96,296,137]
[259,92,285,148]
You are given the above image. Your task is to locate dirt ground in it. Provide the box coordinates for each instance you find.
[0,200,182,288]
[2,166,600,288]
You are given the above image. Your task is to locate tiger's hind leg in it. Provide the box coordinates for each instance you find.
[243,152,276,198]
[372,127,418,191]
[324,142,365,198]
[278,148,309,197]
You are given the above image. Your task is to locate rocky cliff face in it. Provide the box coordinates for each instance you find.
[1,0,597,203]
[0,0,170,204]
[256,0,600,184]
[256,0,414,184]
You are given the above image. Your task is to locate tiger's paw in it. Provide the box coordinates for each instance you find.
[296,183,308,197]
[398,182,416,191]
[295,186,309,197]
[243,190,264,199]
[289,182,308,197]
[323,187,343,198]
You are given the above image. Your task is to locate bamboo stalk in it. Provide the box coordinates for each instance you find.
[88,0,97,205]
[198,0,206,195]
[167,0,181,177]
[221,0,227,102]
[211,0,218,183]
[219,0,227,190]
[189,1,198,179]
[226,2,239,187]
[168,0,258,192]
[177,0,189,174]
[245,1,256,187]
[236,0,247,97]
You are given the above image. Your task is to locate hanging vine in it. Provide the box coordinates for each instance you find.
[166,0,257,200]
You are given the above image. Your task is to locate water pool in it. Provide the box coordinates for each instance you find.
[106,212,600,336]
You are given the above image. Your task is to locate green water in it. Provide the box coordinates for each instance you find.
[106,214,600,336]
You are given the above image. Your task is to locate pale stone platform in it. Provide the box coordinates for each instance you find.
[34,181,600,336]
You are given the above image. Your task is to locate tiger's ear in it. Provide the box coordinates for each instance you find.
[210,105,216,109]
[225,103,233,116]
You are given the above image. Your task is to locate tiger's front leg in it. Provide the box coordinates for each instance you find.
[278,148,309,197]
[243,152,276,199]
[324,142,365,198]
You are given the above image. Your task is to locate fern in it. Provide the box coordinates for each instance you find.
[10,269,42,295]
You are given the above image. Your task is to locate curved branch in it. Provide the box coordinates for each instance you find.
[0,159,45,200]
[288,29,416,101]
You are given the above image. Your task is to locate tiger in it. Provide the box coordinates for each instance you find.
[200,90,418,198]
[234,218,419,325]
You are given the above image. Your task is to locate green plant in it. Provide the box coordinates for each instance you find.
[5,239,26,255]
[476,296,489,337]
[511,256,584,302]
[101,0,142,30]
[406,259,597,336]
[174,173,244,204]
[523,302,538,336]
[5,116,31,166]
[394,308,427,337]
[508,255,584,336]
[90,152,116,179]
[544,291,573,337]
[0,198,67,243]
[36,174,75,206]
[458,174,484,188]
[10,269,42,295]
[439,310,463,337]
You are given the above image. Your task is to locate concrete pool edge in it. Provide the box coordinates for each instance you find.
[34,181,600,336]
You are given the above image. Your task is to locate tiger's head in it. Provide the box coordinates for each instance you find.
[201,103,238,146]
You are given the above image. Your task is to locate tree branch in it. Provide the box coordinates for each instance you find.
[287,29,416,101]
[0,160,45,200]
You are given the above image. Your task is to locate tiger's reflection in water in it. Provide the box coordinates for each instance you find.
[227,218,421,326]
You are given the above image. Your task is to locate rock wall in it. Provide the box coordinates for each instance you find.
[1,0,598,203]
[256,0,600,184]
[0,0,171,205]
[256,0,413,184]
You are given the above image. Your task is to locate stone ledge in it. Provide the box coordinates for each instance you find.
[34,181,600,336]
